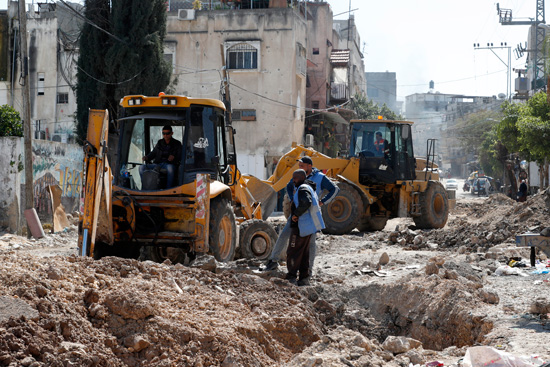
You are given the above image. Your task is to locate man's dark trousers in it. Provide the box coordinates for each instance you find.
[286,227,312,281]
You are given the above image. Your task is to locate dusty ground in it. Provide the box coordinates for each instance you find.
[0,188,549,366]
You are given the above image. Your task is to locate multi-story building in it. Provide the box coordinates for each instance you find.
[405,87,503,176]
[304,2,366,156]
[0,2,81,142]
[365,71,398,114]
[165,4,307,179]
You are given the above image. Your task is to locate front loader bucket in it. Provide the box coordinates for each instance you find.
[243,175,278,220]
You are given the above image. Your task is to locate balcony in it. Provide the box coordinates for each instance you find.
[330,83,348,101]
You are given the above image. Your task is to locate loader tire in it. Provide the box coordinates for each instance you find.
[322,182,363,235]
[209,198,237,262]
[357,216,388,232]
[239,219,277,260]
[139,245,187,264]
[413,181,449,229]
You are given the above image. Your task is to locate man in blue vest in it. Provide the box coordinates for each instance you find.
[286,169,325,286]
[263,156,339,272]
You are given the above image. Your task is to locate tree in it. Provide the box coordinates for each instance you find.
[105,0,171,108]
[75,0,111,142]
[352,94,401,120]
[75,0,171,142]
[0,105,23,137]
[448,109,501,154]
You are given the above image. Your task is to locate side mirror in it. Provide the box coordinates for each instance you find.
[401,125,410,140]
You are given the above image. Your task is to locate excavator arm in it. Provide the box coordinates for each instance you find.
[78,110,113,257]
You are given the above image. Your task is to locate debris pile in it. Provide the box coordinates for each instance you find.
[0,253,326,366]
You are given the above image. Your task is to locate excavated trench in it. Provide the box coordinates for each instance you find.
[338,272,494,351]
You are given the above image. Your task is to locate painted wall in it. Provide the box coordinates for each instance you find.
[27,140,83,221]
[0,137,22,232]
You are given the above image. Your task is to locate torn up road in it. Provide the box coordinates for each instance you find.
[0,190,549,366]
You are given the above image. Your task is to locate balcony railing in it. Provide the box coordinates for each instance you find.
[330,83,348,100]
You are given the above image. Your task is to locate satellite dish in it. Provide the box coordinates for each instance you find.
[498,93,506,99]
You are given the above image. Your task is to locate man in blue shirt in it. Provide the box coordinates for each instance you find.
[263,156,339,272]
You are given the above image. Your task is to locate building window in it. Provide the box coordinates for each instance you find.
[312,101,319,109]
[57,93,68,104]
[37,73,45,96]
[231,109,256,121]
[163,53,174,65]
[227,43,258,70]
[312,48,319,55]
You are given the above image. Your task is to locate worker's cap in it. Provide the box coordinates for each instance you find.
[297,156,313,165]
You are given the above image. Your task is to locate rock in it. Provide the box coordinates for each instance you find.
[20,357,35,366]
[398,238,407,246]
[84,288,100,304]
[486,232,495,242]
[477,289,499,304]
[413,235,424,246]
[379,252,390,265]
[313,299,337,318]
[443,269,459,280]
[124,335,150,352]
[103,292,155,319]
[352,335,373,352]
[0,296,39,323]
[429,256,445,266]
[221,352,239,367]
[405,349,425,365]
[427,242,438,250]
[458,246,468,254]
[59,341,86,353]
[529,298,550,314]
[35,285,48,297]
[382,336,422,354]
[46,266,64,280]
[425,262,439,276]
[191,255,217,272]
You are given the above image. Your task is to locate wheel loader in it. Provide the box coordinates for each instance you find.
[263,119,455,234]
[78,94,278,263]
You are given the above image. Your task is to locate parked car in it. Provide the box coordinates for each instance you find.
[446,179,458,190]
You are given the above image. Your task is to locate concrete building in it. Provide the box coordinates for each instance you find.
[0,2,82,143]
[405,88,503,176]
[165,5,307,179]
[304,2,366,156]
[365,71,397,113]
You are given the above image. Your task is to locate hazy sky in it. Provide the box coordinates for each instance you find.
[327,0,537,100]
[1,0,538,100]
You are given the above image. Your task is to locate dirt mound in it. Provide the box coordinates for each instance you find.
[389,190,550,252]
[0,253,324,366]
[344,269,494,350]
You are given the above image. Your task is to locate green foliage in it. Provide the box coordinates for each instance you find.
[450,109,501,154]
[75,0,112,142]
[76,0,171,142]
[478,129,502,178]
[106,0,171,103]
[497,92,550,165]
[352,94,401,120]
[0,104,23,137]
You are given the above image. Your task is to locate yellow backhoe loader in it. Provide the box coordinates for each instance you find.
[263,119,455,234]
[78,94,277,263]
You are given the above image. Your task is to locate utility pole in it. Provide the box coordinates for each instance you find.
[497,0,545,93]
[473,42,512,100]
[18,0,34,236]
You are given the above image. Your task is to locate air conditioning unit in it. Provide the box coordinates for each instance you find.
[178,9,195,20]
[305,134,314,147]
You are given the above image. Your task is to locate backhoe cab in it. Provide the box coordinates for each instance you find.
[264,118,453,235]
[78,94,267,264]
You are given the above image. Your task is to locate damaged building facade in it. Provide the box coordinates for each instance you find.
[165,5,307,179]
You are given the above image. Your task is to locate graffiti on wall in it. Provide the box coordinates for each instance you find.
[30,141,83,219]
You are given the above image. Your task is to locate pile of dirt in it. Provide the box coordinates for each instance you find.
[0,253,325,366]
[389,192,550,252]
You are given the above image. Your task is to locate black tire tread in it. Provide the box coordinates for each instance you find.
[322,181,363,235]
[239,219,277,260]
[413,181,449,229]
[209,198,237,262]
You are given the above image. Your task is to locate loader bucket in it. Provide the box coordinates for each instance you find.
[244,175,278,220]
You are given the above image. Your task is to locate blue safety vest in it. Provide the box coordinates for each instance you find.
[293,183,325,237]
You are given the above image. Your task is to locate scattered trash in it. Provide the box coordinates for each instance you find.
[495,265,528,277]
[462,346,545,367]
[425,361,444,367]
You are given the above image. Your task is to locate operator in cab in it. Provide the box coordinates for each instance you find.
[140,125,182,188]
[373,131,388,157]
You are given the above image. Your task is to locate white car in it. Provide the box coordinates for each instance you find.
[446,179,458,190]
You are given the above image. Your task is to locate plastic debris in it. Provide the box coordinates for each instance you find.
[462,346,545,367]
